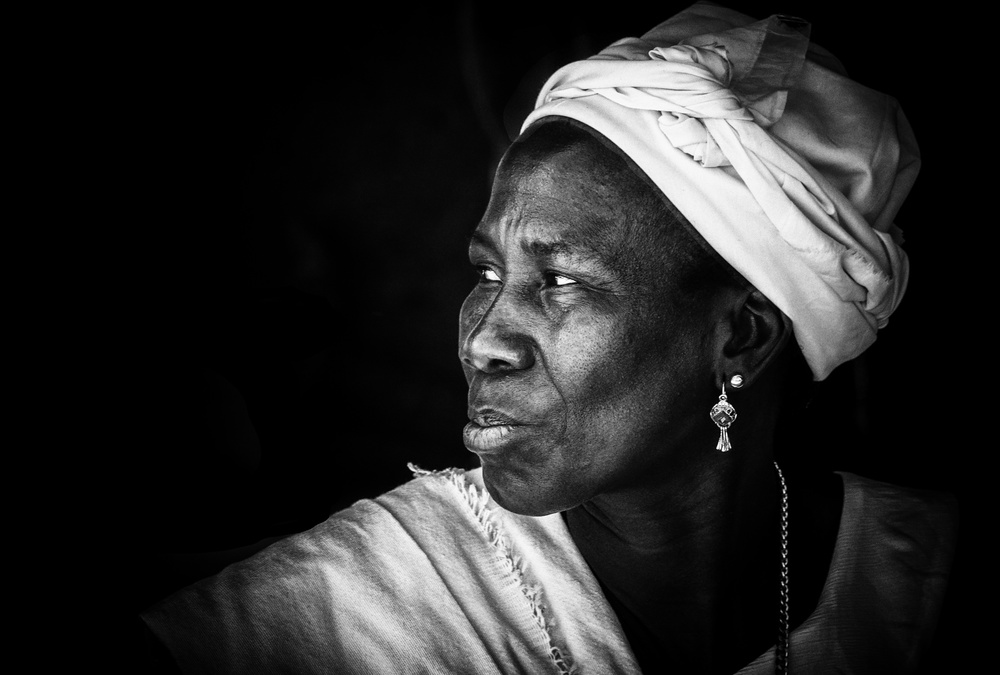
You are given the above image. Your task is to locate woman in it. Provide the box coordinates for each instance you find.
[141,3,957,673]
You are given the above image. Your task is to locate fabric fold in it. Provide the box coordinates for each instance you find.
[523,2,918,380]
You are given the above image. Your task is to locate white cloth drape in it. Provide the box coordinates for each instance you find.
[523,2,918,379]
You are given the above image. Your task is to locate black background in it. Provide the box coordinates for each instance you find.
[96,1,978,670]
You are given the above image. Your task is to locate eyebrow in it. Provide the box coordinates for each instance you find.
[469,230,583,259]
[520,239,572,258]
[469,228,617,280]
[467,229,493,251]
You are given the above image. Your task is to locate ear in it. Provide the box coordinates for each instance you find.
[716,289,793,387]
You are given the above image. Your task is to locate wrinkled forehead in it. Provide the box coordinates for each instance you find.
[481,142,635,263]
[498,118,642,195]
[474,119,717,291]
[487,119,656,233]
[480,118,742,294]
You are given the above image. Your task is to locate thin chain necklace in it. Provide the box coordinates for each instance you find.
[774,460,790,675]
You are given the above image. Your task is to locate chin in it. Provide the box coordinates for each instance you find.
[480,465,574,517]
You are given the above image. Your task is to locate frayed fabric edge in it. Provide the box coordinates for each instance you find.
[407,463,578,675]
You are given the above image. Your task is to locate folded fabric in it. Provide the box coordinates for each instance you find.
[141,466,956,673]
[524,2,919,380]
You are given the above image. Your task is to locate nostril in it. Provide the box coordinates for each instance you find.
[462,331,534,374]
[485,356,517,374]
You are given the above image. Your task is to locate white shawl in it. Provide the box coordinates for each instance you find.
[141,467,956,674]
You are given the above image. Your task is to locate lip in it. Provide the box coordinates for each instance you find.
[463,407,525,454]
[469,408,519,426]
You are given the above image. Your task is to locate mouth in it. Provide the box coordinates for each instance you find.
[471,409,519,426]
[463,408,523,453]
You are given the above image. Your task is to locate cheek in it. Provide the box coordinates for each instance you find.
[554,317,696,442]
[547,317,644,401]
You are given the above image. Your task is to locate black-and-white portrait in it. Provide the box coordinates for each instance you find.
[116,2,977,672]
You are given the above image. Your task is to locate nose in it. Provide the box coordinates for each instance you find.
[459,292,535,374]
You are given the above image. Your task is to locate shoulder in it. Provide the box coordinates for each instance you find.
[139,466,581,674]
[838,471,959,561]
[139,467,487,673]
[835,472,959,628]
[789,473,959,674]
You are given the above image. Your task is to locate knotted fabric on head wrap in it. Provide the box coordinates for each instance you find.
[522,2,918,380]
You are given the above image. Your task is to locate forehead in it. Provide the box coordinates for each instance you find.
[476,140,651,266]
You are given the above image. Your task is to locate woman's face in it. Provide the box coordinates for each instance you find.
[459,138,724,515]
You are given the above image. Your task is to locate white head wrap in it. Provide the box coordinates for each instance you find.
[522,2,918,380]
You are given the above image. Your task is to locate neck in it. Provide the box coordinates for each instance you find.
[565,443,783,673]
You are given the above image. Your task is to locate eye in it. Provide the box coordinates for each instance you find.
[544,272,577,287]
[477,267,502,284]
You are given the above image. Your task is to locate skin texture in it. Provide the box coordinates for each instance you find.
[459,146,725,516]
[458,119,841,674]
[459,119,773,517]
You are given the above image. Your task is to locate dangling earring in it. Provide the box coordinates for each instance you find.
[710,375,742,452]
